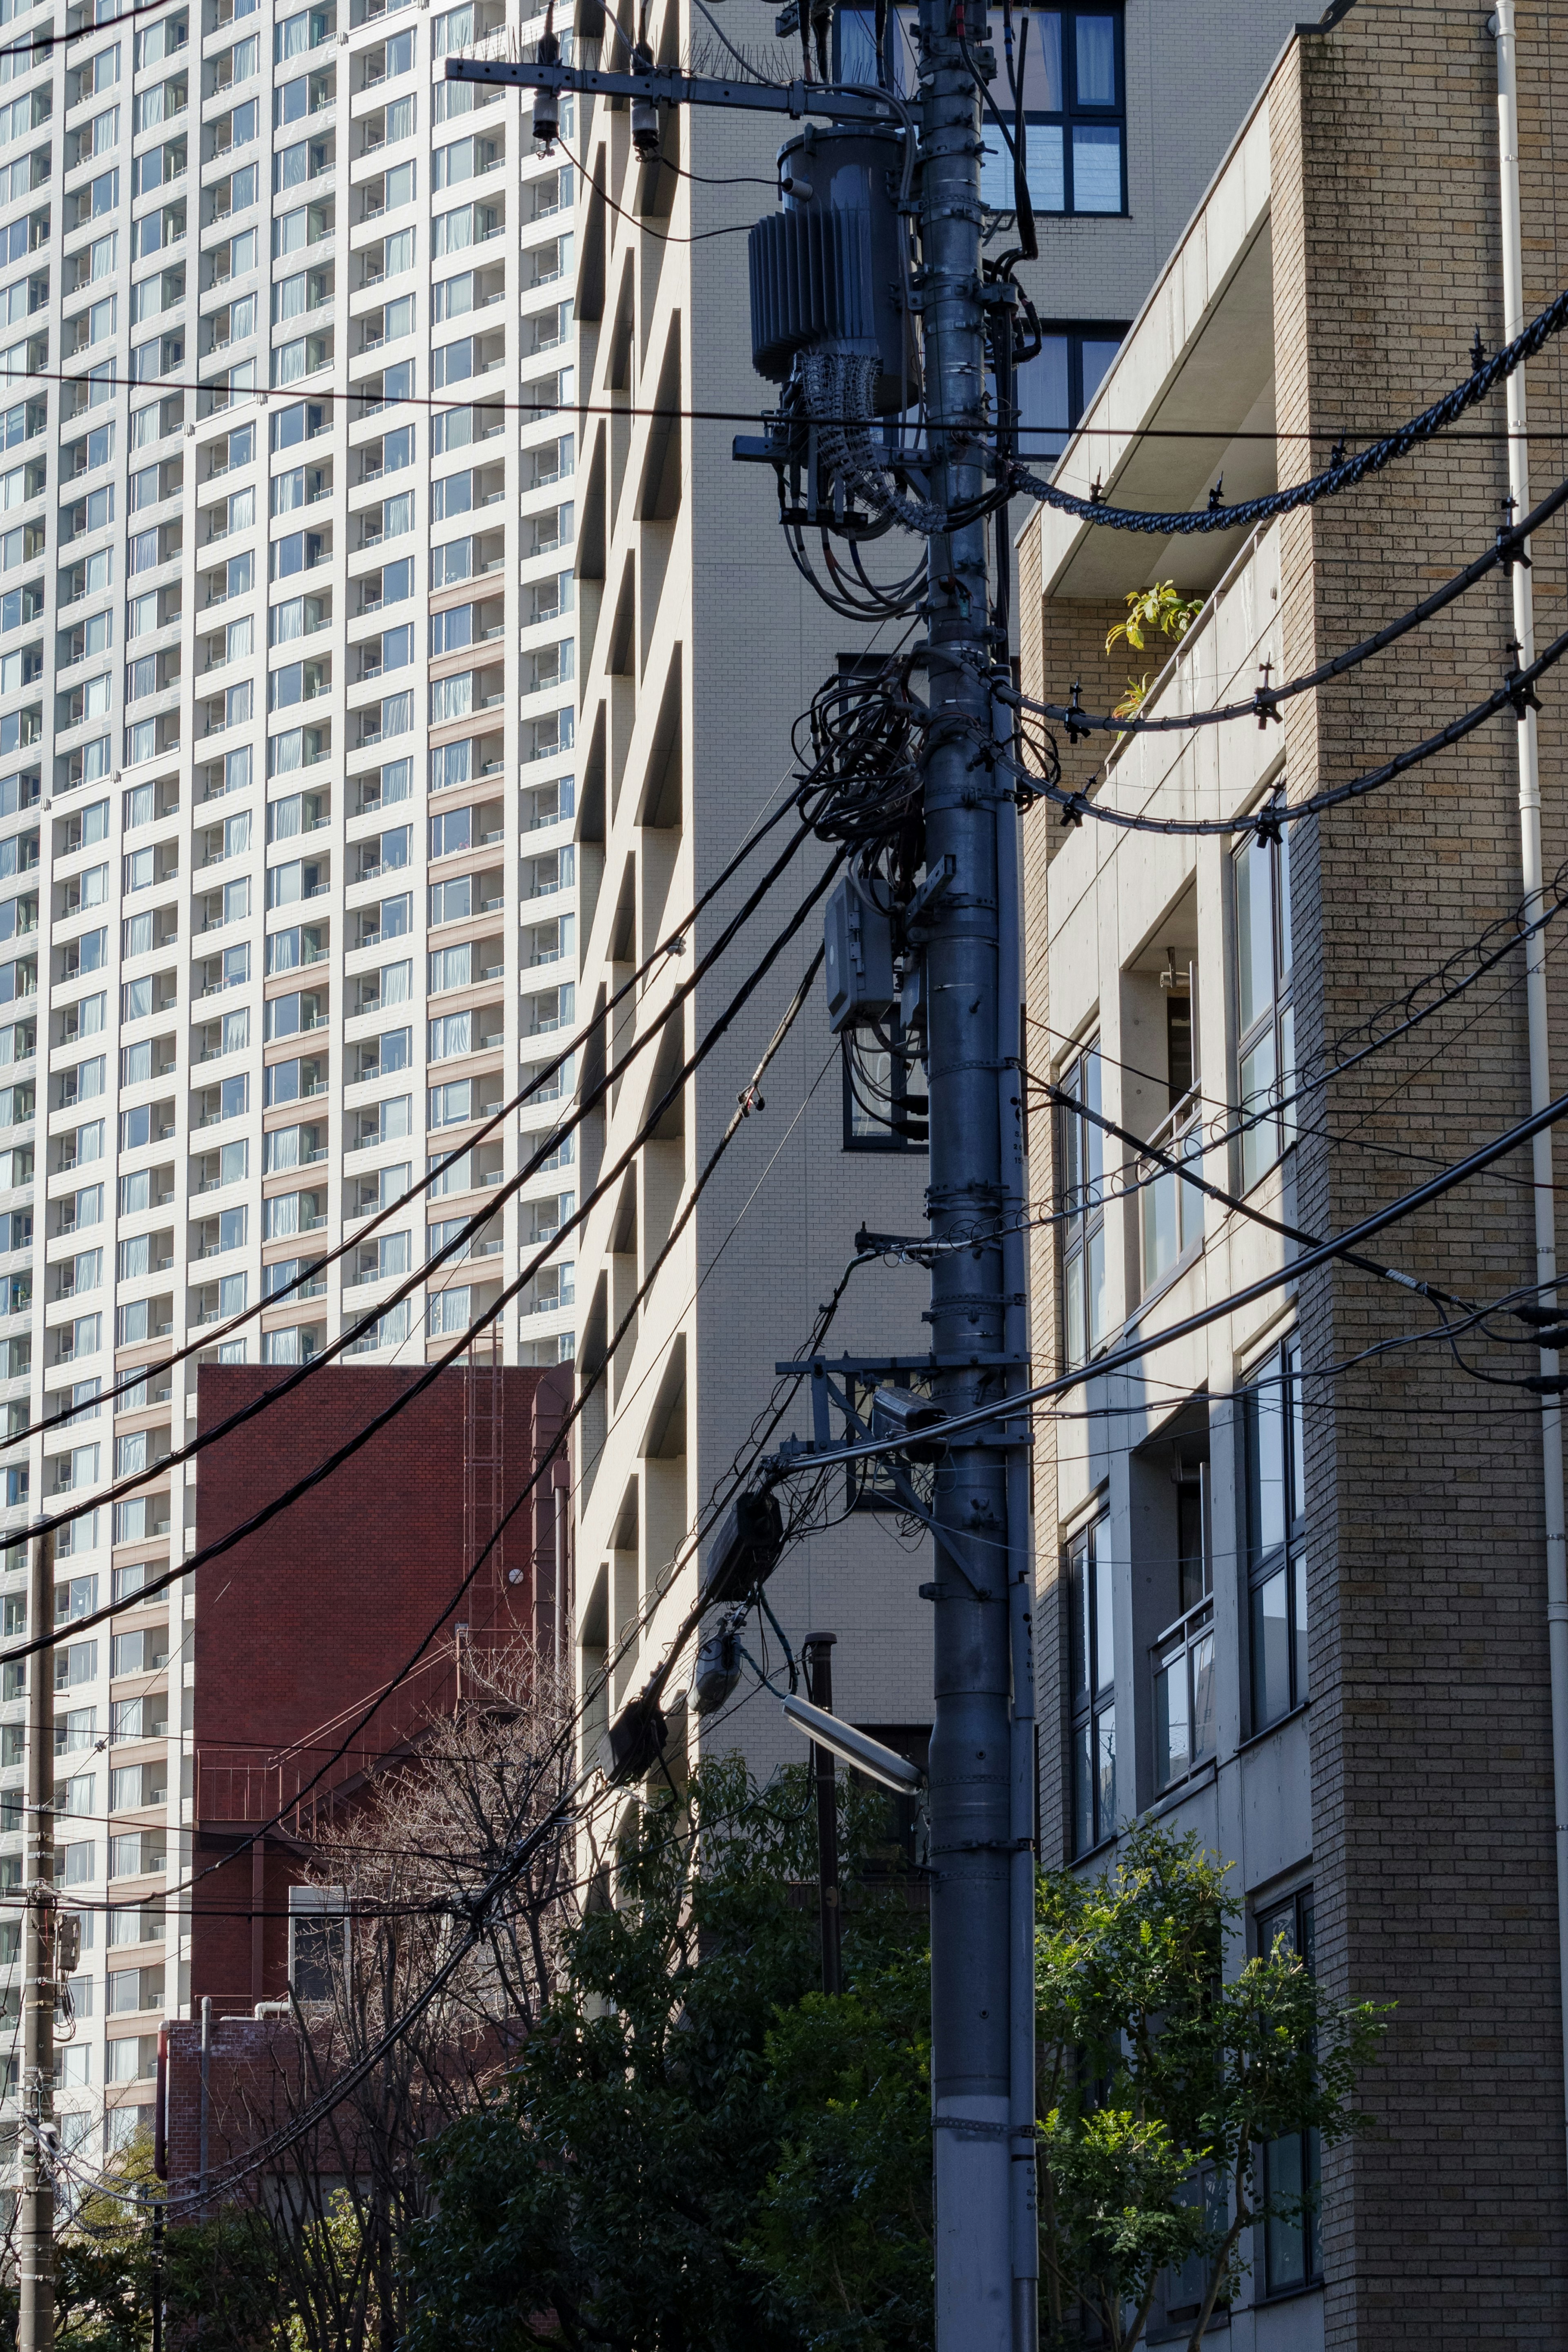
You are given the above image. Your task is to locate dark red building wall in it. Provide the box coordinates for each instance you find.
[189,1362,571,2010]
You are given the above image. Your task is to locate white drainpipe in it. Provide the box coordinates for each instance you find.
[1490,0,1568,2169]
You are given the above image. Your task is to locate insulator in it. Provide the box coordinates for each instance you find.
[531,12,561,149]
[631,39,660,160]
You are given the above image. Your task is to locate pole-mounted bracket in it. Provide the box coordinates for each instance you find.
[442,54,901,125]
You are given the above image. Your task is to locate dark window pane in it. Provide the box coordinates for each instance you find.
[1074,12,1117,103]
[1070,1540,1090,1700]
[1093,1529,1114,1692]
[1264,2134,1308,2290]
[1278,823,1293,979]
[1095,1703,1116,1841]
[1235,835,1275,1036]
[1071,122,1121,210]
[1292,1553,1309,1703]
[1074,1721,1094,1855]
[1250,1371,1287,1557]
[1080,335,1122,407]
[1191,1626,1215,1762]
[1252,1568,1291,1727]
[1022,10,1062,108]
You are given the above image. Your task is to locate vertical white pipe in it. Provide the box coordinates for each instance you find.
[994,699,1038,2351]
[1491,0,1568,2173]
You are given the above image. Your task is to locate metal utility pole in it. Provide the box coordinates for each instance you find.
[914,11,1025,2344]
[448,16,1033,2343]
[802,1633,842,1994]
[18,1520,54,2352]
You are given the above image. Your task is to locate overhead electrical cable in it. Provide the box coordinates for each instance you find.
[10,925,839,1944]
[0,815,822,1554]
[1011,279,1568,534]
[764,1082,1568,1477]
[1010,609,1568,836]
[1009,468,1568,737]
[0,791,811,1456]
[0,849,845,1668]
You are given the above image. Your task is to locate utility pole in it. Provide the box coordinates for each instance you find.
[913,7,1027,2342]
[18,1520,54,2352]
[802,1633,842,1994]
[447,16,1034,2343]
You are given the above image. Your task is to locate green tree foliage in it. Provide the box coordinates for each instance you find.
[1035,1824,1390,2350]
[402,1757,932,2352]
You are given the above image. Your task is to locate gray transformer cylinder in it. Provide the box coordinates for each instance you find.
[748,122,918,413]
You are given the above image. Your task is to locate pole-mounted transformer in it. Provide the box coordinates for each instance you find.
[748,121,917,417]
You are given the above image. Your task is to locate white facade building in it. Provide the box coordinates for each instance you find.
[0,0,581,2158]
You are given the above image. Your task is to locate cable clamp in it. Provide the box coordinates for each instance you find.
[1505,641,1543,722]
[931,2114,1036,2140]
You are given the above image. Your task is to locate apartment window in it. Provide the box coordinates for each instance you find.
[1152,1457,1214,1793]
[1245,1334,1306,1732]
[1234,826,1294,1190]
[1256,1886,1320,2292]
[1067,1512,1114,1856]
[1057,1037,1104,1369]
[1012,324,1125,462]
[842,1015,924,1153]
[978,7,1124,215]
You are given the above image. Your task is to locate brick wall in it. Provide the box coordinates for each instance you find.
[189,1362,571,2008]
[1022,0,1568,2335]
[1279,5,1568,2339]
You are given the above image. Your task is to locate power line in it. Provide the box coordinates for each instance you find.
[7,811,820,1559]
[54,941,837,1931]
[1011,279,1568,534]
[1009,469,1568,739]
[0,791,812,1461]
[766,1081,1568,1477]
[0,836,839,1671]
[1012,610,1568,838]
[0,0,183,64]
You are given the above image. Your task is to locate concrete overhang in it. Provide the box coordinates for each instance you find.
[1025,94,1277,606]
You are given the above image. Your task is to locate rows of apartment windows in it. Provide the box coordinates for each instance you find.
[1058,824,1292,1363]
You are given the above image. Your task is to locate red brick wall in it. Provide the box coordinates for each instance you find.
[189,1362,571,2007]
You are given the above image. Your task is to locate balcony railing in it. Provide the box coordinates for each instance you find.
[1152,1594,1215,1794]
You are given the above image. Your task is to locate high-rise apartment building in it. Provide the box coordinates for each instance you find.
[0,0,584,2159]
[1022,0,1568,2330]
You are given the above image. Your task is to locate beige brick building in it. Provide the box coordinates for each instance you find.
[1020,0,1568,2336]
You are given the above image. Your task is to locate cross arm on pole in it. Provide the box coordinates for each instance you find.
[441,55,899,124]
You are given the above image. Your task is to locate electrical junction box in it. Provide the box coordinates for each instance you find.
[824,876,895,1034]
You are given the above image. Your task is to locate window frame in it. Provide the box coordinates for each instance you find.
[1066,1511,1115,1857]
[840,1012,925,1155]
[1243,1333,1307,1733]
[1151,1460,1215,1795]
[1056,1036,1105,1370]
[987,5,1127,218]
[1010,320,1128,464]
[1253,1884,1321,2294]
[1232,822,1294,1190]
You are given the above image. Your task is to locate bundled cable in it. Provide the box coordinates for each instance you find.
[1013,468,1568,738]
[1013,281,1568,535]
[1015,611,1568,838]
